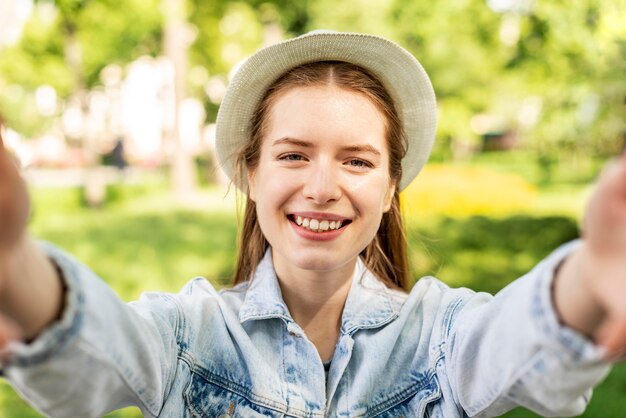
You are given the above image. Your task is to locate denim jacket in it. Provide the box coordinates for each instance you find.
[2,241,610,418]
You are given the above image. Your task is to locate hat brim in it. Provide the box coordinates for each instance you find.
[215,31,437,191]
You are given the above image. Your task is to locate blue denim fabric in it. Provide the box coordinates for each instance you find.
[1,241,610,418]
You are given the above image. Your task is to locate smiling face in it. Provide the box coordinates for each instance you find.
[248,85,396,278]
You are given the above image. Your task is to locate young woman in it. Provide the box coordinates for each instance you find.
[0,31,625,418]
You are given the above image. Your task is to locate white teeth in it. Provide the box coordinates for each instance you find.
[292,216,345,232]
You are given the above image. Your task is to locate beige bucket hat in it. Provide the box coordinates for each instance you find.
[215,30,437,191]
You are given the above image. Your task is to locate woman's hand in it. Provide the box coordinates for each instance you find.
[0,125,30,347]
[0,126,29,250]
[0,123,64,348]
[581,152,626,357]
[554,152,626,360]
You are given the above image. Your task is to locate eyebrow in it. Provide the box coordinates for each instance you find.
[271,137,312,148]
[341,144,381,156]
[271,137,382,156]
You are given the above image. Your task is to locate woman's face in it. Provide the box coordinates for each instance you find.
[248,85,396,277]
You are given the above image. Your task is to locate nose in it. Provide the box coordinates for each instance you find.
[302,161,342,204]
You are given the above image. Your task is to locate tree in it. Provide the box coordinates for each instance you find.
[0,0,162,135]
[388,0,625,158]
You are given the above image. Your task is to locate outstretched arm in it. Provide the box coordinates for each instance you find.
[0,125,64,344]
[554,151,626,360]
[0,125,180,417]
[444,154,625,417]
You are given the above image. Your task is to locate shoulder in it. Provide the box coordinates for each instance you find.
[400,276,493,337]
[405,276,487,309]
[131,278,247,324]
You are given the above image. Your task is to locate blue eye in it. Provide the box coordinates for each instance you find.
[279,153,304,161]
[348,159,372,168]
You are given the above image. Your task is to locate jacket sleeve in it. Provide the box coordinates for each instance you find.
[0,243,181,418]
[442,240,612,418]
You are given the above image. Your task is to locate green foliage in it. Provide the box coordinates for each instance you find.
[238,0,311,34]
[188,0,312,77]
[1,0,623,157]
[0,9,70,136]
[29,185,238,298]
[0,12,69,92]
[1,0,162,93]
[189,1,260,75]
[75,0,163,86]
[0,0,162,136]
[408,215,579,293]
[389,0,626,158]
[307,0,396,38]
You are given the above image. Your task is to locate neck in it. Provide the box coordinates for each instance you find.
[273,255,356,361]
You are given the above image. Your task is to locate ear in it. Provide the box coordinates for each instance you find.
[247,169,257,202]
[383,180,396,213]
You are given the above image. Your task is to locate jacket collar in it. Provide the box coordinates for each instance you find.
[238,249,405,334]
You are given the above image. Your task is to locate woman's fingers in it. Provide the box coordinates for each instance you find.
[0,313,23,349]
[585,156,626,259]
[580,155,626,361]
[596,315,626,361]
[585,253,626,361]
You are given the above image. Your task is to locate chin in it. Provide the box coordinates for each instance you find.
[293,254,339,271]
[282,250,357,274]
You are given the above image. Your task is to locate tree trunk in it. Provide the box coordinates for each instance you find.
[164,0,197,200]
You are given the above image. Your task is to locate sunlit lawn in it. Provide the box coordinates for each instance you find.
[1,155,624,417]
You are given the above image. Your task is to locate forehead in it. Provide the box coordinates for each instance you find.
[262,85,388,149]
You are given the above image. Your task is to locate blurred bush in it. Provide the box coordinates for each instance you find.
[408,215,580,294]
[401,164,537,218]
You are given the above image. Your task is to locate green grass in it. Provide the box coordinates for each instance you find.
[1,160,624,417]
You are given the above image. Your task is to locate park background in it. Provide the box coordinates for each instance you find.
[0,0,625,416]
